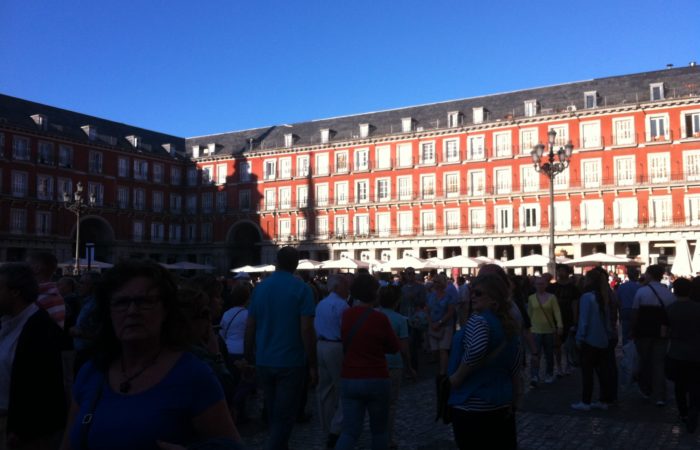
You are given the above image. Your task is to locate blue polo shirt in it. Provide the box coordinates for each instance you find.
[248,271,315,367]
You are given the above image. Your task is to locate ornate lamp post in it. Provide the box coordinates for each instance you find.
[531,129,573,274]
[63,181,96,276]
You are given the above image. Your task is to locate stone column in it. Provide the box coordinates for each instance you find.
[436,246,445,259]
[638,241,650,269]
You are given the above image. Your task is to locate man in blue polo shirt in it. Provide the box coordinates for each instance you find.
[245,246,317,450]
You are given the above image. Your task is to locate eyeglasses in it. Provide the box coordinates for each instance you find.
[110,295,161,312]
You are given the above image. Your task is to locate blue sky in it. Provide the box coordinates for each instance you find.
[1,0,698,137]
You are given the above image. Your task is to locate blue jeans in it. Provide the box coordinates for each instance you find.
[336,378,391,450]
[257,366,306,450]
[531,333,555,378]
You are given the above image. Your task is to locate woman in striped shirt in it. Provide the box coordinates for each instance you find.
[447,274,522,450]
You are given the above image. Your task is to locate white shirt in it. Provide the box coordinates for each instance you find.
[0,303,39,410]
[219,306,249,355]
[314,292,349,341]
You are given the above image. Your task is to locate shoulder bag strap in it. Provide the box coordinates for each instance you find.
[534,293,557,330]
[80,373,104,450]
[646,284,666,310]
[343,307,373,354]
[222,308,244,337]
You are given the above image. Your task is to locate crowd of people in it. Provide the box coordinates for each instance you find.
[0,248,699,450]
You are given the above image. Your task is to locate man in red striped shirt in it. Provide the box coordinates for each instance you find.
[27,252,65,330]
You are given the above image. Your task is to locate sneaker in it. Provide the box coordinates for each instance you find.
[544,375,555,384]
[591,401,609,410]
[571,402,592,411]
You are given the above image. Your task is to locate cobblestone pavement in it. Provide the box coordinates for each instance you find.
[239,357,700,449]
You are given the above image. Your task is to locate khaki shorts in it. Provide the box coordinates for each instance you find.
[428,325,454,351]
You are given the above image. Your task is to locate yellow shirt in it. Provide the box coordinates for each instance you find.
[527,293,562,334]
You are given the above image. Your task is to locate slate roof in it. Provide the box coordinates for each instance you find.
[187,65,700,158]
[0,94,187,161]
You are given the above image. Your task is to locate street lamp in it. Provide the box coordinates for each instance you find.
[63,181,96,276]
[531,129,574,274]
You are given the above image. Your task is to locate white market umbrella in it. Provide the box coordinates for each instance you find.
[296,259,322,270]
[471,256,504,267]
[249,264,277,273]
[231,264,257,273]
[377,256,434,271]
[502,253,551,268]
[167,261,215,270]
[440,254,480,269]
[565,253,639,267]
[692,240,700,275]
[59,258,113,269]
[320,258,369,270]
[670,239,694,277]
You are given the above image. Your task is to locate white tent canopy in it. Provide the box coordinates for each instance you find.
[59,258,113,269]
[439,255,480,269]
[692,240,700,276]
[297,259,322,270]
[320,258,369,270]
[377,256,438,271]
[670,239,694,277]
[565,253,640,267]
[502,253,551,268]
[230,264,257,273]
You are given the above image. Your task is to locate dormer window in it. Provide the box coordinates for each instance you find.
[359,123,370,138]
[320,128,331,144]
[401,117,414,133]
[650,82,665,101]
[81,125,97,141]
[126,135,141,148]
[162,143,177,155]
[192,145,200,158]
[473,107,485,124]
[207,143,216,156]
[284,133,294,148]
[524,100,539,117]
[584,91,598,109]
[31,114,48,131]
[447,111,461,128]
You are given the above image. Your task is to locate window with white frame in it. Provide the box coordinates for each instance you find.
[493,131,512,157]
[10,209,26,233]
[354,214,370,236]
[134,188,146,210]
[445,209,460,234]
[549,124,569,146]
[614,156,635,186]
[467,135,485,160]
[57,178,71,199]
[170,193,182,213]
[553,201,571,231]
[445,172,459,197]
[315,153,329,175]
[335,151,348,173]
[279,187,291,209]
[153,163,164,183]
[648,153,670,182]
[316,216,328,238]
[186,224,197,242]
[171,166,182,185]
[520,128,538,155]
[12,136,29,160]
[553,168,569,190]
[650,82,664,101]
[216,191,227,212]
[186,194,197,213]
[187,167,197,186]
[152,191,164,212]
[470,208,486,233]
[524,100,538,117]
[444,138,460,162]
[316,184,328,206]
[397,143,413,167]
[469,170,485,196]
[613,117,635,146]
[36,211,51,235]
[684,151,700,181]
[376,145,391,169]
[420,141,435,164]
[215,164,227,185]
[169,224,182,243]
[685,195,700,225]
[584,91,598,109]
[335,215,347,237]
[239,162,251,182]
[520,204,539,231]
[89,151,103,173]
[117,187,129,208]
[613,197,638,228]
[376,213,391,237]
[359,123,370,138]
[201,192,213,213]
[279,219,291,238]
[401,118,413,133]
[201,165,213,185]
[582,159,601,188]
[264,189,276,210]
[421,175,435,199]
[580,121,601,148]
[87,183,103,206]
[297,218,307,239]
[335,182,348,205]
[238,190,250,210]
[36,175,53,200]
[448,111,461,128]
[683,111,700,138]
[521,165,539,192]
[58,145,73,168]
[494,205,513,233]
[151,222,164,242]
[376,178,390,202]
[38,141,53,164]
[580,199,604,230]
[132,221,144,242]
[355,180,369,203]
[421,210,436,234]
[134,160,148,180]
[649,196,672,227]
[279,158,292,179]
[284,134,294,148]
[647,114,668,141]
[354,148,369,171]
[494,167,511,194]
[297,186,308,208]
[398,211,413,235]
[263,159,276,180]
[296,156,309,177]
[473,107,484,124]
[398,176,412,200]
[11,171,28,197]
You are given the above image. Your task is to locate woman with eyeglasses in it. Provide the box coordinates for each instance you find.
[61,260,241,450]
[447,274,522,449]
